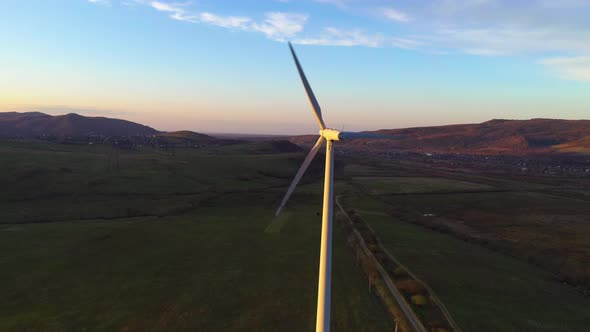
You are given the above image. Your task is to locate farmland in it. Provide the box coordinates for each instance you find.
[1,139,590,331]
[342,194,590,331]
[0,140,392,331]
[338,156,590,331]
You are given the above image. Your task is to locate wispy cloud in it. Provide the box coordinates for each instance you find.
[294,27,383,47]
[431,0,494,15]
[122,0,144,6]
[97,0,590,82]
[433,26,590,56]
[380,8,412,23]
[149,1,305,40]
[293,27,420,49]
[540,56,590,82]
[88,0,111,6]
[252,12,308,40]
[464,48,505,56]
[144,1,418,49]
[200,12,252,29]
[150,1,196,22]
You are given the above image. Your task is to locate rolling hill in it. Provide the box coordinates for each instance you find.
[0,112,159,138]
[157,130,220,145]
[290,119,590,155]
[2,112,588,155]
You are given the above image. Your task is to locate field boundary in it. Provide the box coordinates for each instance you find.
[335,195,427,332]
[348,197,462,332]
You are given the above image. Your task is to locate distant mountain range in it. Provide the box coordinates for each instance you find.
[290,118,590,155]
[0,112,159,137]
[1,112,589,155]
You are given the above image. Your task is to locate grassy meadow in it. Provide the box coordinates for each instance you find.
[0,140,392,331]
[340,171,590,331]
[2,139,590,331]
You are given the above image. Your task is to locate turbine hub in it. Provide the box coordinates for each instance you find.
[320,128,342,141]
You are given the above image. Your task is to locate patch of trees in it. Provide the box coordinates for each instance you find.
[336,209,456,332]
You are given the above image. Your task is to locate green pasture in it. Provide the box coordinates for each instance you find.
[351,176,493,194]
[342,194,590,332]
[0,140,392,331]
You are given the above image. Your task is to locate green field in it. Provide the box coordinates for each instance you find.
[3,139,590,331]
[0,140,392,331]
[341,178,590,331]
[351,176,493,194]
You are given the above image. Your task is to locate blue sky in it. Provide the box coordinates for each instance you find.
[1,0,589,134]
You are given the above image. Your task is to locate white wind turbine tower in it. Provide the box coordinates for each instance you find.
[276,42,379,332]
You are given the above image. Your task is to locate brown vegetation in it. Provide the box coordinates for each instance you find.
[0,112,159,137]
[396,279,426,295]
[337,208,457,331]
[290,118,590,155]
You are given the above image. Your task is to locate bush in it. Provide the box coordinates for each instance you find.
[374,252,388,264]
[431,328,449,332]
[366,244,379,252]
[396,279,425,295]
[427,321,450,332]
[394,267,408,277]
[411,294,428,306]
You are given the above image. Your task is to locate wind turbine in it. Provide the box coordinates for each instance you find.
[276,42,377,332]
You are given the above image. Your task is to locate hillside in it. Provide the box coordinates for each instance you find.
[552,135,590,154]
[290,119,590,155]
[0,112,159,138]
[157,131,220,145]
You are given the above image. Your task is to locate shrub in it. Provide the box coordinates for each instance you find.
[411,294,428,306]
[396,279,425,295]
[374,252,388,264]
[431,328,449,332]
[394,267,408,277]
[427,321,450,332]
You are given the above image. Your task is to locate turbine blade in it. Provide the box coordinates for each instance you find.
[289,42,326,130]
[276,136,325,216]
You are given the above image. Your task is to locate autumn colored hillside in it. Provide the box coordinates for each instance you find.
[290,119,590,155]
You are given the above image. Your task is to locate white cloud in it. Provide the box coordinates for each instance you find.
[294,27,383,47]
[88,0,111,5]
[118,0,590,70]
[432,25,590,56]
[540,57,590,82]
[150,1,249,28]
[390,37,422,49]
[464,48,505,56]
[433,0,495,15]
[122,0,145,6]
[381,8,412,23]
[150,1,188,18]
[150,1,180,12]
[293,27,421,49]
[199,12,252,29]
[253,12,308,40]
[149,3,306,41]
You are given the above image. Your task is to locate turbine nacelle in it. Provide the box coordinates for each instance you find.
[320,129,381,141]
[319,128,342,141]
